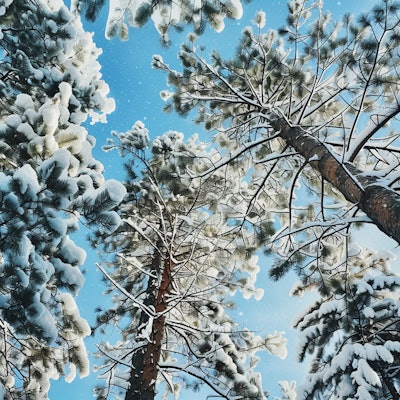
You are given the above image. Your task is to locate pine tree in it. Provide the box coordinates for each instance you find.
[91,121,286,400]
[294,245,400,399]
[152,1,400,398]
[0,1,125,397]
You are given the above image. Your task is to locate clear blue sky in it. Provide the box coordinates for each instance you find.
[49,0,382,399]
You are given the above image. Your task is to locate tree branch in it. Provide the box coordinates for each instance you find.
[272,118,400,244]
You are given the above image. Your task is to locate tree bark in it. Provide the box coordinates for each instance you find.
[272,119,400,244]
[125,254,173,400]
[140,257,173,399]
[125,254,159,400]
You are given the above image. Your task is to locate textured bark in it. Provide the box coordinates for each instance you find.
[125,254,159,400]
[272,119,400,244]
[125,254,173,400]
[140,258,173,399]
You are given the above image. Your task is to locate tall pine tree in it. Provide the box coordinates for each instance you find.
[0,1,125,397]
[92,121,286,400]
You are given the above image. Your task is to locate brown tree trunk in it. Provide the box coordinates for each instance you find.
[140,257,173,398]
[125,252,159,400]
[125,255,173,400]
[272,119,400,244]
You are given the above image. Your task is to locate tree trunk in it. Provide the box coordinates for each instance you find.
[125,255,173,400]
[272,119,400,244]
[125,254,159,400]
[140,257,173,399]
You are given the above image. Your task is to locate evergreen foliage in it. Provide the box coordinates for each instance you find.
[0,1,125,398]
[72,0,249,43]
[73,0,106,22]
[294,247,400,399]
[2,0,400,399]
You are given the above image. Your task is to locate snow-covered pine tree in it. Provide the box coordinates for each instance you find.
[153,0,400,398]
[294,245,400,400]
[72,0,247,43]
[0,1,125,397]
[92,121,286,400]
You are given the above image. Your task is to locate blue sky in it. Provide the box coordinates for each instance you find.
[49,0,384,398]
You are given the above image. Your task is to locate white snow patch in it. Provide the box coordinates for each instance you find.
[13,164,40,199]
[41,102,60,135]
[103,179,127,203]
[6,114,22,128]
[265,331,288,359]
[279,380,296,400]
[363,307,375,318]
[15,93,35,110]
[59,236,87,266]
